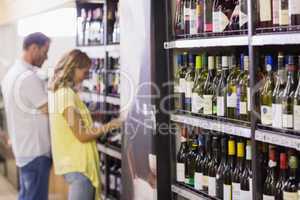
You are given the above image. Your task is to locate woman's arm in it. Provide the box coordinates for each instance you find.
[63,106,122,143]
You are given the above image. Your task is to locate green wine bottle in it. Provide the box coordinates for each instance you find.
[282,155,298,200]
[213,56,222,115]
[216,56,229,117]
[185,54,196,112]
[203,56,215,115]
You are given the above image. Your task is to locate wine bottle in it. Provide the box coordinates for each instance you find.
[289,0,300,26]
[186,139,198,185]
[223,137,236,200]
[232,139,245,200]
[282,55,297,129]
[208,136,220,197]
[203,56,215,115]
[204,0,213,32]
[282,155,298,200]
[216,56,229,117]
[213,0,222,33]
[229,0,240,31]
[272,53,286,128]
[275,152,288,200]
[213,56,222,115]
[190,0,198,35]
[203,133,212,192]
[261,55,274,126]
[263,146,277,200]
[227,55,240,119]
[194,133,205,190]
[239,0,248,30]
[175,54,187,111]
[273,0,280,27]
[216,136,228,199]
[85,10,92,45]
[192,56,203,113]
[175,0,185,35]
[184,0,191,35]
[237,55,250,121]
[240,140,253,200]
[196,0,205,33]
[258,0,273,28]
[293,56,300,130]
[185,54,196,112]
[279,0,289,26]
[176,127,189,183]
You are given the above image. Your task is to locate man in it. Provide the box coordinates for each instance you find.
[1,32,51,200]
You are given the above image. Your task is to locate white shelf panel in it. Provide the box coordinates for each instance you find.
[106,96,120,106]
[79,92,105,103]
[252,33,300,46]
[171,114,251,138]
[164,36,248,49]
[97,144,122,160]
[171,184,210,200]
[255,129,300,150]
[78,46,106,58]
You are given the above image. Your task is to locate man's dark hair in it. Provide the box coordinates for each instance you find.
[23,32,51,50]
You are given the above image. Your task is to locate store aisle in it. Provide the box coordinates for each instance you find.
[0,175,17,200]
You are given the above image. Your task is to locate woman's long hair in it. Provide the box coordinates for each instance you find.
[49,49,91,91]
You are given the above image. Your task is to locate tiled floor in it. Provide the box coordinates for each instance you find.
[0,175,18,200]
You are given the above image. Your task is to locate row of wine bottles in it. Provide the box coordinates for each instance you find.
[174,0,248,36]
[259,54,300,131]
[176,125,300,200]
[176,126,252,199]
[174,0,300,37]
[174,52,250,121]
[82,58,105,94]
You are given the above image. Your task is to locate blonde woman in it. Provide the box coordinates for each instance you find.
[49,49,122,200]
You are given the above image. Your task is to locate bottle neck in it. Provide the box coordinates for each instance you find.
[290,168,297,178]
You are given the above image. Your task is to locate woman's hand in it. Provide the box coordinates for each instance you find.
[108,118,123,130]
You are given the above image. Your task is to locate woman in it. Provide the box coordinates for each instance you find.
[49,49,122,200]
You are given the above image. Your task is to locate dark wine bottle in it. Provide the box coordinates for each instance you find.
[275,152,288,200]
[223,137,236,200]
[240,140,253,200]
[263,146,277,200]
[282,155,298,200]
[184,0,191,35]
[232,139,245,200]
[194,133,205,190]
[175,0,185,35]
[176,127,189,183]
[204,0,213,32]
[196,0,205,33]
[216,136,228,199]
[203,133,212,192]
[208,136,220,197]
[240,0,248,30]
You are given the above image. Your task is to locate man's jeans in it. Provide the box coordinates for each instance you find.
[64,172,95,200]
[19,156,52,200]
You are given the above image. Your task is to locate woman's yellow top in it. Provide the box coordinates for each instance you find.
[49,87,101,200]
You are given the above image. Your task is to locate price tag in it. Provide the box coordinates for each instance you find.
[255,131,264,141]
[223,124,234,134]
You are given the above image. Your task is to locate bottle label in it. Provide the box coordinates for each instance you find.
[232,182,241,200]
[194,172,204,190]
[213,11,220,32]
[272,103,283,128]
[261,105,272,125]
[203,175,208,188]
[282,114,293,129]
[190,9,197,34]
[247,87,251,111]
[283,192,298,200]
[176,163,185,182]
[223,184,232,200]
[179,78,186,93]
[110,174,115,190]
[240,190,252,200]
[279,9,289,25]
[192,93,203,113]
[217,96,225,116]
[203,95,213,115]
[227,90,237,108]
[294,105,300,130]
[260,0,272,21]
[272,0,280,24]
[216,174,223,198]
[208,176,216,196]
[289,0,300,14]
[186,81,193,98]
[184,7,190,21]
[239,101,247,115]
[239,4,248,28]
[219,11,230,31]
[263,195,275,200]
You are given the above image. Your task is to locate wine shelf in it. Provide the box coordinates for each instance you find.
[164,35,248,49]
[255,128,300,150]
[80,92,105,103]
[252,32,300,46]
[172,184,219,200]
[97,143,122,160]
[106,96,121,106]
[170,114,251,138]
[79,44,120,58]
